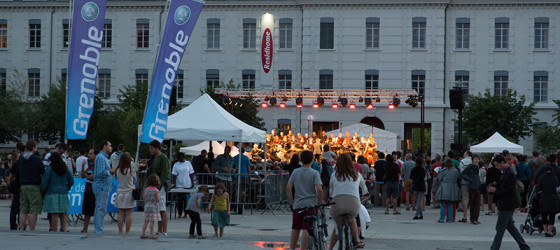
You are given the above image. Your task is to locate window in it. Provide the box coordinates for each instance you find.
[278,119,291,134]
[456,18,470,49]
[102,19,112,48]
[455,70,469,95]
[365,70,379,90]
[29,19,41,48]
[243,18,256,49]
[98,69,111,98]
[412,17,426,49]
[28,68,40,97]
[175,69,184,99]
[279,18,293,49]
[0,68,6,92]
[278,70,292,89]
[61,68,67,83]
[495,18,509,49]
[137,19,149,48]
[135,69,149,90]
[319,69,333,89]
[535,17,549,49]
[494,71,508,97]
[62,19,70,48]
[365,17,380,49]
[320,18,334,49]
[207,19,220,49]
[534,71,548,103]
[0,19,6,48]
[411,70,425,96]
[206,69,219,89]
[242,69,255,89]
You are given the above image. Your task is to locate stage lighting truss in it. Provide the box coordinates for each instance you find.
[405,95,419,108]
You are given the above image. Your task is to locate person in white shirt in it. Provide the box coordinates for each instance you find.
[110,144,125,169]
[172,152,195,218]
[75,148,88,176]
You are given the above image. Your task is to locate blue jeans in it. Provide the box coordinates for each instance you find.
[93,190,110,233]
[491,210,530,250]
[439,202,453,222]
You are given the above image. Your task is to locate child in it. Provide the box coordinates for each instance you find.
[186,185,209,239]
[141,174,162,240]
[205,182,230,237]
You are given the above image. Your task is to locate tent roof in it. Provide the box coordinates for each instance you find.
[164,94,266,143]
[179,141,239,156]
[326,123,398,139]
[469,132,524,154]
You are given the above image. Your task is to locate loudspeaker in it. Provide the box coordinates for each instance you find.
[450,143,463,153]
[449,89,465,109]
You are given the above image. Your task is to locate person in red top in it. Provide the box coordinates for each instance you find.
[430,154,443,208]
[350,153,362,174]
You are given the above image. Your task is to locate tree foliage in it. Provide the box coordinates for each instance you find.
[533,100,560,154]
[463,90,536,144]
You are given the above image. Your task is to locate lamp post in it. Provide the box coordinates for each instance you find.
[420,95,425,155]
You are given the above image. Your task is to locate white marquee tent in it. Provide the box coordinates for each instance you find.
[179,141,239,156]
[469,132,524,154]
[327,123,399,152]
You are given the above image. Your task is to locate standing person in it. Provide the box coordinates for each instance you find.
[286,150,323,250]
[149,140,170,236]
[460,155,482,224]
[207,182,231,237]
[214,145,234,188]
[322,145,337,167]
[81,148,97,233]
[538,166,560,237]
[43,143,67,167]
[436,160,461,223]
[384,154,401,215]
[486,157,501,215]
[528,151,546,185]
[411,158,426,220]
[75,148,88,177]
[172,152,194,218]
[430,154,443,208]
[41,152,74,232]
[458,151,473,223]
[328,154,368,250]
[7,142,24,230]
[93,140,113,234]
[110,144,125,169]
[18,140,45,231]
[114,153,136,234]
[191,149,208,174]
[313,138,322,162]
[233,148,252,177]
[516,155,532,212]
[373,152,386,207]
[186,185,209,239]
[489,155,530,249]
[140,174,161,240]
[286,153,301,175]
[401,153,415,211]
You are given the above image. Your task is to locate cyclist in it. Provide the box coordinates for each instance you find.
[329,153,369,249]
[287,150,324,250]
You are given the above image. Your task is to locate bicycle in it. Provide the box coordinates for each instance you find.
[337,214,355,250]
[293,202,335,250]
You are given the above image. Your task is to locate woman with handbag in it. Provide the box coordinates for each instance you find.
[114,152,136,234]
[436,160,461,223]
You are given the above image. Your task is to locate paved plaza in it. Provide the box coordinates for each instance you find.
[1,199,558,249]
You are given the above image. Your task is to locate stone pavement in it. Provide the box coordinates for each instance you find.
[0,198,558,249]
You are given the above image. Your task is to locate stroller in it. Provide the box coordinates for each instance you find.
[519,186,556,235]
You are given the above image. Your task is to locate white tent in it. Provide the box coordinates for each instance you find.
[179,141,239,156]
[327,123,399,152]
[469,132,524,154]
[164,93,266,143]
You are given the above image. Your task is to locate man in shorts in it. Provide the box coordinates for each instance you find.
[18,140,45,231]
[150,140,170,236]
[287,150,323,250]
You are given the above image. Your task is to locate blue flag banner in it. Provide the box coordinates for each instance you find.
[68,177,137,214]
[65,0,108,139]
[140,0,204,143]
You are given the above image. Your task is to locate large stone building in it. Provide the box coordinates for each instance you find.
[1,0,558,155]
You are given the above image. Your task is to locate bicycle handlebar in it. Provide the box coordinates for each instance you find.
[292,202,336,212]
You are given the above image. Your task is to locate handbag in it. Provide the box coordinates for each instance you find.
[515,180,524,193]
[132,188,141,200]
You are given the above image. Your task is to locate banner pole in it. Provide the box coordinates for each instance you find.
[135,0,171,168]
[64,0,74,144]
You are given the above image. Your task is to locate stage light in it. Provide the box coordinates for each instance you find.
[349,103,356,109]
[317,97,325,106]
[388,103,395,109]
[282,96,288,102]
[338,96,343,103]
[264,96,270,102]
[295,97,303,107]
[358,97,364,103]
[297,103,303,108]
[332,103,339,109]
[375,95,381,103]
[340,98,348,107]
[364,98,372,106]
[405,95,418,108]
[244,96,252,103]
[366,104,374,109]
[261,102,268,108]
[279,103,286,108]
[392,96,400,107]
[312,103,319,108]
[269,97,277,106]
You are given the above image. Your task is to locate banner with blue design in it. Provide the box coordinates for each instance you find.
[65,0,108,139]
[68,177,136,214]
[140,0,204,143]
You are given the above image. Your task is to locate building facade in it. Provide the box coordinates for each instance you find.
[0,0,558,155]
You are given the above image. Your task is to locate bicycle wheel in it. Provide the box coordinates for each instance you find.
[307,222,319,250]
[338,224,347,250]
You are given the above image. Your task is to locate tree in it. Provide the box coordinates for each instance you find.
[462,90,536,144]
[533,100,560,154]
[115,81,149,157]
[201,79,265,130]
